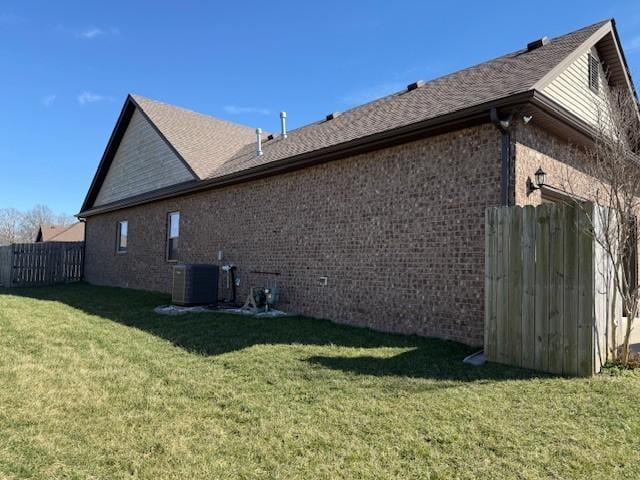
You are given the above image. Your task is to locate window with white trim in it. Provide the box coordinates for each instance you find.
[167,212,180,261]
[116,220,128,253]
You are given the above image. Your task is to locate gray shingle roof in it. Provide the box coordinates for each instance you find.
[210,20,609,178]
[130,20,607,182]
[130,94,259,178]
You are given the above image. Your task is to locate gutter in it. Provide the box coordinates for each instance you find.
[530,90,596,141]
[490,108,512,206]
[79,90,539,218]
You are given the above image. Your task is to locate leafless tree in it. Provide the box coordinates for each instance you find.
[567,87,640,365]
[0,208,24,245]
[19,205,75,242]
[0,205,75,245]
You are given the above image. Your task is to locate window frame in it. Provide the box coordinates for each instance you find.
[116,220,128,254]
[166,211,180,262]
[540,186,581,206]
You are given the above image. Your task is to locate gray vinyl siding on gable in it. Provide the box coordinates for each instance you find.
[94,108,196,206]
[543,49,611,127]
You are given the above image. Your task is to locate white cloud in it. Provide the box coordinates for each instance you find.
[223,105,271,115]
[78,26,120,40]
[79,27,103,39]
[42,94,57,107]
[78,91,113,105]
[339,81,405,106]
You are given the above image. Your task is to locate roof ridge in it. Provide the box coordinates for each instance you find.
[129,20,611,141]
[413,19,610,90]
[130,93,257,133]
[81,19,619,214]
[288,19,612,131]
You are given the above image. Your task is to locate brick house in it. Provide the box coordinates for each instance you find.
[78,19,637,346]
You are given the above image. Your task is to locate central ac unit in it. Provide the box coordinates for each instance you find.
[172,264,219,306]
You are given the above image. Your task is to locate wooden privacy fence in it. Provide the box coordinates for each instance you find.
[0,242,84,288]
[484,203,615,377]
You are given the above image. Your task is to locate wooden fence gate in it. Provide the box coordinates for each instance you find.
[0,242,84,288]
[484,203,616,377]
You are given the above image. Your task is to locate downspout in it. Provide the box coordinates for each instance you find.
[490,108,512,206]
[79,218,87,281]
[466,108,515,367]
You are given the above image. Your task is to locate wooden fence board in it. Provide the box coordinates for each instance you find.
[495,207,509,365]
[534,204,550,372]
[0,247,11,287]
[521,206,536,370]
[486,203,611,377]
[548,204,565,375]
[563,205,579,376]
[577,208,594,377]
[507,207,523,366]
[484,209,497,361]
[0,242,83,288]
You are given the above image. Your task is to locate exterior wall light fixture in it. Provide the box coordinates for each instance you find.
[527,167,546,193]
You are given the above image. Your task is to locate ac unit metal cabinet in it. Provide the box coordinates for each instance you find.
[172,264,220,306]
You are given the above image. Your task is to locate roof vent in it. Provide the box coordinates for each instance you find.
[406,80,425,92]
[527,36,549,52]
[325,112,341,121]
[279,111,287,138]
[256,128,263,156]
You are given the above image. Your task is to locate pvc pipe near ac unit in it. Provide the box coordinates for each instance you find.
[463,350,486,366]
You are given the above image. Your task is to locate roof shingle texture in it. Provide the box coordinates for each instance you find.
[39,223,85,242]
[130,95,258,179]
[133,20,607,181]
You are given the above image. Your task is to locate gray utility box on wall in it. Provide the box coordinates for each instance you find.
[172,264,220,306]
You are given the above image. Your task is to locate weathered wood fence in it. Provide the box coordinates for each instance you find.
[0,242,84,288]
[485,203,615,377]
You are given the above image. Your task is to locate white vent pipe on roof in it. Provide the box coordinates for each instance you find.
[256,128,263,156]
[280,111,287,138]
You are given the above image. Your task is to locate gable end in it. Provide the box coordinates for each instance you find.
[81,96,198,211]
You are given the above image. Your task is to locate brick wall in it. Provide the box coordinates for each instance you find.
[85,124,502,346]
[513,121,595,206]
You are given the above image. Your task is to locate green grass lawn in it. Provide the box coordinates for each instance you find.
[0,284,639,479]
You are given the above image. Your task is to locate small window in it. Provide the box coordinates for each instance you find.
[167,212,180,261]
[588,52,600,93]
[116,221,128,253]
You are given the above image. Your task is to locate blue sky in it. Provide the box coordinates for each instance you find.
[1,1,640,215]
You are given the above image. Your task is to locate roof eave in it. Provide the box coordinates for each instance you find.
[530,90,597,141]
[79,95,202,214]
[610,18,639,101]
[79,95,137,213]
[533,20,613,92]
[78,91,536,218]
